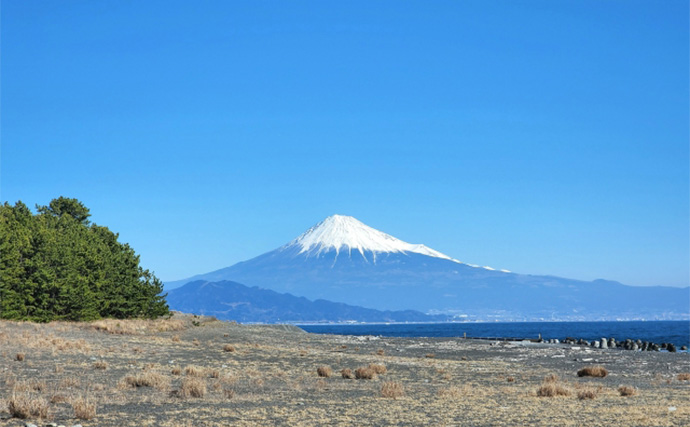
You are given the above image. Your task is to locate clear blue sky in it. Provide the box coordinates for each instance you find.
[2,1,688,287]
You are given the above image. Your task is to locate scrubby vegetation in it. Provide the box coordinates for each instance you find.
[0,197,169,321]
[577,366,608,378]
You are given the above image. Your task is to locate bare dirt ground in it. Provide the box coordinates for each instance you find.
[1,313,688,426]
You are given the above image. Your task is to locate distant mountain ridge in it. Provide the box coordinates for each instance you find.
[166,280,449,323]
[167,215,689,321]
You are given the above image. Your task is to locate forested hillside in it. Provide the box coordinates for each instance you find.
[0,197,168,321]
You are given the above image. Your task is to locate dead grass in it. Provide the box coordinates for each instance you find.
[171,366,182,375]
[180,377,207,398]
[122,371,169,390]
[677,373,690,381]
[355,367,376,380]
[13,379,46,393]
[15,353,25,362]
[91,317,185,335]
[93,361,108,370]
[376,349,385,356]
[544,374,559,383]
[618,385,637,396]
[316,366,333,378]
[577,387,599,400]
[184,365,203,377]
[381,381,404,399]
[71,395,97,420]
[577,366,608,378]
[7,392,50,419]
[58,377,80,389]
[437,386,463,399]
[209,369,221,379]
[50,394,69,404]
[341,368,354,379]
[537,381,571,397]
[223,344,236,352]
[368,363,387,375]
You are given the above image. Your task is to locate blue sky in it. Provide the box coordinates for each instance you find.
[2,1,688,287]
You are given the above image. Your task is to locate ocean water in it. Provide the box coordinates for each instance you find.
[300,321,690,348]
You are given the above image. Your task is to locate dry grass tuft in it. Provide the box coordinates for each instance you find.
[425,353,436,358]
[618,385,637,396]
[209,369,221,379]
[15,353,25,362]
[537,382,571,397]
[71,395,97,420]
[93,361,108,370]
[8,393,50,419]
[368,363,387,375]
[13,379,46,393]
[355,367,376,380]
[316,366,333,378]
[122,371,169,390]
[437,386,463,399]
[577,365,608,378]
[50,394,68,404]
[172,335,181,342]
[180,377,207,398]
[376,349,385,356]
[171,366,182,375]
[544,374,559,383]
[577,387,599,400]
[91,317,185,335]
[223,388,235,399]
[677,373,690,381]
[184,365,203,377]
[58,377,80,389]
[381,381,404,399]
[341,368,355,379]
[223,344,236,352]
[506,376,515,382]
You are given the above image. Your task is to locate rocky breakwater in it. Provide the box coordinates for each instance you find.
[543,337,687,352]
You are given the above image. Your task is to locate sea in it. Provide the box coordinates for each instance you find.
[300,320,690,349]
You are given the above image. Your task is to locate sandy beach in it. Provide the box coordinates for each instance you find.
[1,314,688,426]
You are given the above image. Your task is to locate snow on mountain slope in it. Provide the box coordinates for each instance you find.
[282,214,463,264]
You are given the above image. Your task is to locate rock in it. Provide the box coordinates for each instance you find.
[681,346,688,351]
[600,339,608,349]
[668,343,677,353]
[593,341,600,348]
[632,343,638,351]
[24,423,37,427]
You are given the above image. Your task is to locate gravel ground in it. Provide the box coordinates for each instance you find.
[0,314,688,426]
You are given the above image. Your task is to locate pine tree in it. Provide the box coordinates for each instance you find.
[0,198,169,321]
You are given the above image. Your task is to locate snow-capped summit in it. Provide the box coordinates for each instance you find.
[283,214,457,262]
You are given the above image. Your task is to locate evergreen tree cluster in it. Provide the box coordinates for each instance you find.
[0,197,169,321]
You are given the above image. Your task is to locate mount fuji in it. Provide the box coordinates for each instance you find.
[166,215,689,320]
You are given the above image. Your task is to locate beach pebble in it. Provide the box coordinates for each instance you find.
[24,423,37,427]
[668,407,677,412]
